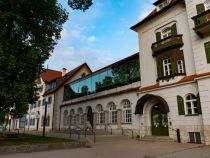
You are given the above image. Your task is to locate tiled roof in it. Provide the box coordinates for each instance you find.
[140,72,210,92]
[40,69,62,83]
[131,0,181,31]
[43,63,91,96]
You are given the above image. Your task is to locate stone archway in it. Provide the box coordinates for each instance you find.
[135,94,170,136]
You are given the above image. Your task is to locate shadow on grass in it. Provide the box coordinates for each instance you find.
[0,133,73,146]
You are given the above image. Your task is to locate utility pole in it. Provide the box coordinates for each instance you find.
[42,101,48,137]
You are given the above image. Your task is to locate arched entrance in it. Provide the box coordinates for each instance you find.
[135,94,170,136]
[87,106,93,127]
[151,104,169,136]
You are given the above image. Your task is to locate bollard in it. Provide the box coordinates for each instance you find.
[176,129,181,143]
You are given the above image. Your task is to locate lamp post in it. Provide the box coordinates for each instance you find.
[42,100,48,137]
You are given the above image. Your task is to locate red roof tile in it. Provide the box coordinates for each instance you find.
[40,69,62,83]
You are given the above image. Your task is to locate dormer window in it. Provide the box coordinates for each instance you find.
[50,82,56,89]
[158,0,168,10]
[155,23,177,41]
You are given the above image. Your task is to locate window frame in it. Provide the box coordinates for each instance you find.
[185,94,198,115]
[109,103,117,124]
[162,58,172,76]
[177,60,185,74]
[122,100,132,124]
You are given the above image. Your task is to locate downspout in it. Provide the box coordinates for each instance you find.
[51,93,55,131]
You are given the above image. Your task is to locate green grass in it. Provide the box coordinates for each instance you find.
[0,133,73,146]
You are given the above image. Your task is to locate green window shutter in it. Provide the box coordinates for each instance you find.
[171,23,177,35]
[156,32,161,42]
[177,95,185,115]
[196,3,205,14]
[171,58,177,75]
[157,60,163,79]
[204,42,210,63]
[197,93,202,114]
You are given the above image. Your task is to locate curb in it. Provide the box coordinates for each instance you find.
[0,141,91,155]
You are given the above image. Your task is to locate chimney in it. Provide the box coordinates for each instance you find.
[62,68,67,76]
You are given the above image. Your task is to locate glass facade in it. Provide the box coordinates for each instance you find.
[64,55,140,101]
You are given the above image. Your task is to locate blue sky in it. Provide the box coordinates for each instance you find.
[45,0,155,72]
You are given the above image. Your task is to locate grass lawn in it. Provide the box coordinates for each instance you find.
[0,133,73,146]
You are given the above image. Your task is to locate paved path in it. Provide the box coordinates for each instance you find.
[0,139,209,158]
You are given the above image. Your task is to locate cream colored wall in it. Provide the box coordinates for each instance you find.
[185,0,210,74]
[136,3,196,87]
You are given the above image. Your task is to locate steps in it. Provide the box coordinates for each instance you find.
[140,136,176,142]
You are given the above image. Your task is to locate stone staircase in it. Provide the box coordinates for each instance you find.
[140,136,176,142]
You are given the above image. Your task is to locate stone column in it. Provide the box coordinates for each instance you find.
[93,112,97,129]
[117,109,122,129]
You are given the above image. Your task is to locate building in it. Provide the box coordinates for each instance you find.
[131,0,210,144]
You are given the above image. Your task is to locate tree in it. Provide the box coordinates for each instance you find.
[0,0,92,118]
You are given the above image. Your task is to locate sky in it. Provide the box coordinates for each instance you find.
[44,0,155,72]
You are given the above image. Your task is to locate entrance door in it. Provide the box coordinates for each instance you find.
[87,107,93,127]
[151,104,169,136]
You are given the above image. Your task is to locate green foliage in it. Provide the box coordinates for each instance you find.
[171,23,177,35]
[177,95,185,115]
[0,0,92,118]
[196,3,205,14]
[68,0,92,11]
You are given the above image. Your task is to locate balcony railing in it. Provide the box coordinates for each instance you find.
[151,35,183,57]
[192,9,210,37]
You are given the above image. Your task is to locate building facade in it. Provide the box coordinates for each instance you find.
[131,0,210,144]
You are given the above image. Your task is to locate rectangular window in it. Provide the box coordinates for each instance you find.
[163,59,172,76]
[177,60,184,73]
[110,111,117,124]
[98,112,105,124]
[204,42,210,63]
[42,99,46,106]
[48,96,52,104]
[123,109,132,123]
[38,100,41,107]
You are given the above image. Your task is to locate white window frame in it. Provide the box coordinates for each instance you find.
[96,105,105,124]
[109,103,117,124]
[163,59,172,76]
[185,94,198,115]
[177,60,184,73]
[122,100,132,124]
[78,108,84,125]
[162,27,172,39]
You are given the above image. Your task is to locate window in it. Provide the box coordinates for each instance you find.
[46,115,50,126]
[42,99,46,106]
[63,110,68,126]
[48,96,52,104]
[70,109,76,125]
[96,105,105,124]
[38,100,41,107]
[109,103,117,124]
[185,94,198,115]
[162,27,172,39]
[177,60,185,73]
[50,82,56,89]
[39,85,43,92]
[163,59,172,76]
[25,119,28,126]
[78,108,84,125]
[122,100,132,124]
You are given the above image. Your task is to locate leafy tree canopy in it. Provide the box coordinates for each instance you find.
[0,0,92,118]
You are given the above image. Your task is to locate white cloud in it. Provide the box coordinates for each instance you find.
[45,46,115,71]
[87,36,96,42]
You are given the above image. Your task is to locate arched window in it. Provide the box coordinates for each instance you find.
[77,108,84,125]
[96,104,105,124]
[122,100,132,123]
[186,94,198,114]
[70,109,76,125]
[108,102,117,124]
[63,110,68,126]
